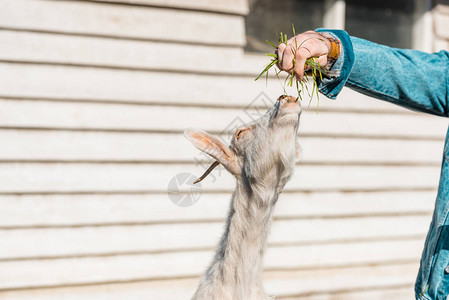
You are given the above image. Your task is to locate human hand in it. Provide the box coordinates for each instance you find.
[276,31,340,81]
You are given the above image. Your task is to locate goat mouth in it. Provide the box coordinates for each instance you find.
[277,95,301,114]
[280,102,301,116]
[269,96,301,124]
[277,95,297,103]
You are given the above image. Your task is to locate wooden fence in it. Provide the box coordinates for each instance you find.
[0,0,448,299]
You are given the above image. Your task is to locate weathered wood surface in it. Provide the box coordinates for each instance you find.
[0,163,440,193]
[0,29,437,114]
[0,0,245,46]
[282,287,415,300]
[434,4,449,40]
[0,191,435,227]
[0,240,421,289]
[0,130,443,164]
[0,62,432,113]
[88,0,249,15]
[0,216,429,259]
[0,98,446,137]
[0,30,251,75]
[0,0,442,298]
[0,263,418,299]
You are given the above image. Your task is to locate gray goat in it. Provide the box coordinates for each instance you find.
[185,95,301,300]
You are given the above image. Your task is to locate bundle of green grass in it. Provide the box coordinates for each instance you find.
[255,24,329,109]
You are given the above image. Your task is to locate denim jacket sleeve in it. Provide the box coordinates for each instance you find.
[315,28,449,117]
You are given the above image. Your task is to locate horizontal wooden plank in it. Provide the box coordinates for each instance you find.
[436,2,449,13]
[434,3,449,39]
[0,30,255,75]
[434,37,449,52]
[0,263,417,299]
[0,240,422,289]
[1,285,415,300]
[0,191,435,227]
[89,0,249,15]
[0,216,429,259]
[0,130,443,164]
[0,279,414,300]
[0,0,245,46]
[434,9,449,39]
[0,163,440,193]
[297,137,442,164]
[282,287,414,300]
[0,99,446,138]
[0,29,338,81]
[264,263,418,299]
[264,240,423,270]
[0,62,288,105]
[0,63,426,113]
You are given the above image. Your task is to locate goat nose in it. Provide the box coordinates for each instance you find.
[286,96,296,103]
[277,95,296,103]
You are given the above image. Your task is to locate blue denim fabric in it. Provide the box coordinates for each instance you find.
[316,28,449,300]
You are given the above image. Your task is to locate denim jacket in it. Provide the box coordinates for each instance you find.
[316,29,449,300]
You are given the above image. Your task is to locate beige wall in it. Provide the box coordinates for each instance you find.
[0,0,447,299]
[434,0,449,50]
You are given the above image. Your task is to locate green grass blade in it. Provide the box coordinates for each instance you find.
[292,23,298,49]
[255,60,277,81]
[265,66,269,85]
[255,29,331,110]
[288,70,295,87]
[266,40,278,49]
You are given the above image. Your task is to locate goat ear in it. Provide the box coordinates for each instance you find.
[184,128,235,165]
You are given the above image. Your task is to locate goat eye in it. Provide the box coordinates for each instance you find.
[235,129,245,139]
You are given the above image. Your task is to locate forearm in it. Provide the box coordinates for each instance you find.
[318,29,449,117]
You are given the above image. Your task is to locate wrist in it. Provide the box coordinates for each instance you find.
[316,32,342,68]
[327,36,342,61]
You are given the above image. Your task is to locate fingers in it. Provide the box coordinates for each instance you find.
[277,32,330,81]
[301,38,330,59]
[276,43,286,69]
[295,39,328,80]
[281,44,295,71]
[293,47,312,81]
[317,55,327,67]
